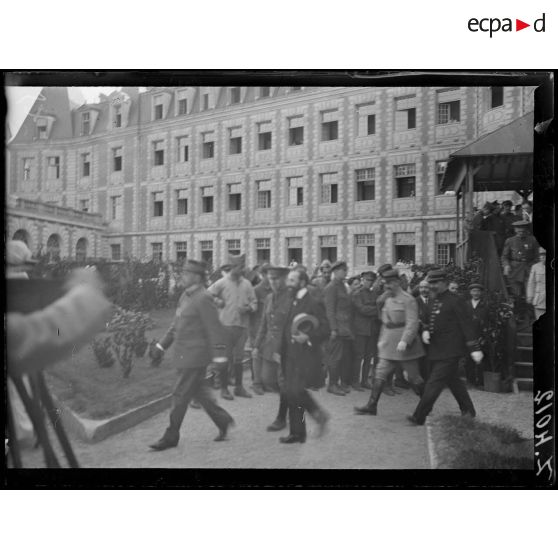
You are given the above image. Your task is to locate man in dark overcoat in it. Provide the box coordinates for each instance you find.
[408,269,483,425]
[279,268,330,443]
[149,260,234,451]
[464,283,489,386]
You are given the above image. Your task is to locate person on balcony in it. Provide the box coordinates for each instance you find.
[527,248,546,320]
[501,221,539,304]
[472,202,506,255]
[500,200,518,240]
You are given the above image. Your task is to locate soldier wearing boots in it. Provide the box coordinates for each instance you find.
[253,267,293,432]
[354,269,425,416]
[350,270,378,391]
[208,254,257,400]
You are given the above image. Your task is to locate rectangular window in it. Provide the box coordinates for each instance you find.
[177,136,189,163]
[202,132,214,159]
[490,86,504,108]
[151,243,163,262]
[288,116,304,146]
[110,195,122,220]
[394,232,416,264]
[79,199,90,212]
[260,87,270,98]
[255,238,271,263]
[176,189,188,215]
[436,160,448,193]
[22,157,33,180]
[81,153,91,177]
[320,173,338,204]
[154,95,163,120]
[37,121,48,139]
[356,102,376,137]
[256,180,272,209]
[319,236,337,263]
[152,192,164,217]
[114,105,122,128]
[153,140,165,166]
[47,156,60,179]
[230,87,241,104]
[356,168,375,201]
[110,244,121,261]
[287,237,303,266]
[228,183,242,211]
[435,231,456,265]
[113,147,122,171]
[200,240,213,264]
[81,112,90,135]
[201,187,214,213]
[395,96,416,131]
[229,127,242,155]
[202,93,209,110]
[177,98,187,115]
[437,101,461,124]
[288,176,304,206]
[321,110,339,141]
[355,234,375,267]
[175,241,187,262]
[367,114,376,135]
[394,164,416,198]
[258,121,272,150]
[226,239,241,256]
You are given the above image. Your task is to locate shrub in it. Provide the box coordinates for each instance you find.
[92,336,115,368]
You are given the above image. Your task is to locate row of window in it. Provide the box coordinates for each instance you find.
[109,233,455,267]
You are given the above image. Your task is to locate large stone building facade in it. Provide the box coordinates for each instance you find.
[6,85,535,272]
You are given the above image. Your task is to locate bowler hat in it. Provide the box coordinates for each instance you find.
[381,269,401,281]
[468,283,484,291]
[427,269,448,283]
[377,263,393,275]
[330,260,348,272]
[7,240,37,266]
[512,220,530,228]
[361,271,376,280]
[267,266,290,278]
[320,259,332,270]
[291,313,319,337]
[182,259,208,276]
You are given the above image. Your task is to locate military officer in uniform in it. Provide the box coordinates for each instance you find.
[253,266,294,432]
[354,269,425,416]
[408,269,483,426]
[501,220,539,300]
[149,260,234,451]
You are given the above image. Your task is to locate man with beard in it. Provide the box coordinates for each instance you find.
[278,268,330,443]
[408,269,482,426]
[149,260,234,450]
[354,269,425,416]
[253,266,293,432]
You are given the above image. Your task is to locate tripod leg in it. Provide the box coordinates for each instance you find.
[35,372,80,468]
[6,397,23,468]
[10,373,60,468]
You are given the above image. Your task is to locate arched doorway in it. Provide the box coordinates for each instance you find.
[46,234,61,262]
[76,237,88,262]
[12,229,31,247]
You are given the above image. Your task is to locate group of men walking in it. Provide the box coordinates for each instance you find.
[148,251,490,451]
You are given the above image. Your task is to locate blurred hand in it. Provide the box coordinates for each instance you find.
[526,298,533,305]
[271,352,282,364]
[422,331,431,345]
[503,265,511,277]
[240,303,253,314]
[213,298,225,309]
[66,267,104,292]
[292,332,309,345]
[252,347,260,359]
[149,341,164,367]
[330,330,338,341]
[471,351,483,364]
[396,341,407,352]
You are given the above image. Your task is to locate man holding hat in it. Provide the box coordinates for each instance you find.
[350,271,378,390]
[464,283,489,386]
[354,269,425,416]
[408,269,482,425]
[527,248,546,320]
[324,261,354,395]
[208,254,257,399]
[501,220,539,301]
[149,260,234,451]
[253,266,293,430]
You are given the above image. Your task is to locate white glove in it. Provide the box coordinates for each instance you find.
[396,341,407,352]
[471,351,483,364]
[422,331,431,344]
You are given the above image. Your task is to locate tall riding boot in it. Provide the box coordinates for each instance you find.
[361,358,373,389]
[354,379,384,415]
[267,392,288,431]
[233,362,252,398]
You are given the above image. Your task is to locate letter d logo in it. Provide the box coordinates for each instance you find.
[534,13,546,32]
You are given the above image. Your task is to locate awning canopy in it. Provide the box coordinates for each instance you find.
[441,112,534,195]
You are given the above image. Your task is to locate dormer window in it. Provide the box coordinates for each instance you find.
[202,93,209,110]
[177,95,187,115]
[260,87,270,98]
[230,87,241,104]
[81,112,90,135]
[37,123,48,139]
[114,105,122,128]
[154,95,164,120]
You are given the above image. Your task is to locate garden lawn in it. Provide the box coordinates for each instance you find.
[428,414,534,469]
[46,308,178,420]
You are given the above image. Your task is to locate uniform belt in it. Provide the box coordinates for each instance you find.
[384,322,405,329]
